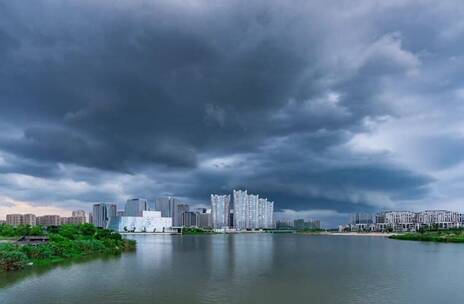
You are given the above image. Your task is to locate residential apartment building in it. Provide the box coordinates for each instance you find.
[415,210,461,229]
[233,190,274,230]
[345,210,464,232]
[211,194,230,229]
[37,215,60,226]
[6,214,23,226]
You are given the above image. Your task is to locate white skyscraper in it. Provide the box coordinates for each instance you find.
[211,194,231,229]
[246,194,259,229]
[258,198,267,228]
[233,190,274,230]
[233,190,248,230]
[265,201,274,228]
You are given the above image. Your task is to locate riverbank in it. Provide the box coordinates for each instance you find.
[181,228,217,235]
[389,229,464,243]
[322,232,398,237]
[0,224,136,272]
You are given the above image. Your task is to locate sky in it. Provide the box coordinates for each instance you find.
[1,0,464,227]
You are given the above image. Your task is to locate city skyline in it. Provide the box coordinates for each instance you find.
[2,1,464,228]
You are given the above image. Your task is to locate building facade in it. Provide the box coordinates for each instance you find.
[155,197,185,225]
[197,209,212,228]
[344,210,464,232]
[92,203,117,228]
[182,211,198,227]
[6,214,23,226]
[415,210,461,230]
[175,204,190,226]
[232,190,274,230]
[37,215,60,226]
[107,211,172,233]
[125,198,148,217]
[211,194,231,229]
[233,190,248,230]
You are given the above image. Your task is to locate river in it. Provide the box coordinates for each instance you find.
[1,234,463,303]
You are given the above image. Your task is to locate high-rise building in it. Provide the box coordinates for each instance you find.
[232,190,274,230]
[197,209,212,228]
[155,197,185,226]
[108,204,117,220]
[125,198,148,217]
[62,216,87,225]
[72,210,86,218]
[182,211,198,227]
[294,219,305,230]
[350,213,374,225]
[233,190,248,230]
[37,215,60,226]
[92,203,117,228]
[71,210,87,223]
[266,201,274,228]
[415,210,461,229]
[155,197,172,217]
[211,194,230,229]
[6,214,23,226]
[246,194,259,229]
[258,198,274,229]
[175,204,190,226]
[22,214,36,226]
[148,200,156,211]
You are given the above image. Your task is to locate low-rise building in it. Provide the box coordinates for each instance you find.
[107,211,173,233]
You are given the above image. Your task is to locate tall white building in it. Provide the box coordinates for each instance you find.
[211,194,231,229]
[246,194,259,229]
[264,200,274,228]
[233,190,248,230]
[233,190,274,230]
[416,210,461,229]
[385,211,416,231]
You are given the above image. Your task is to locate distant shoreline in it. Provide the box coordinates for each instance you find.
[321,232,398,237]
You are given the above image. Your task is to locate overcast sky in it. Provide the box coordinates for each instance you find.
[1,0,464,226]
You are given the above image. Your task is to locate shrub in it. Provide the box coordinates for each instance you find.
[0,247,28,272]
[21,244,54,260]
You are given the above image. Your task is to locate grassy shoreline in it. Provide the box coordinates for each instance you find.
[181,227,217,235]
[0,224,136,272]
[389,229,464,243]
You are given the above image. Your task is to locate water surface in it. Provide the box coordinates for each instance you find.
[1,234,463,303]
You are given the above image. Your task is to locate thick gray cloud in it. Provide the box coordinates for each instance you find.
[0,0,463,226]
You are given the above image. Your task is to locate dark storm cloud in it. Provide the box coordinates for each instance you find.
[1,0,463,224]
